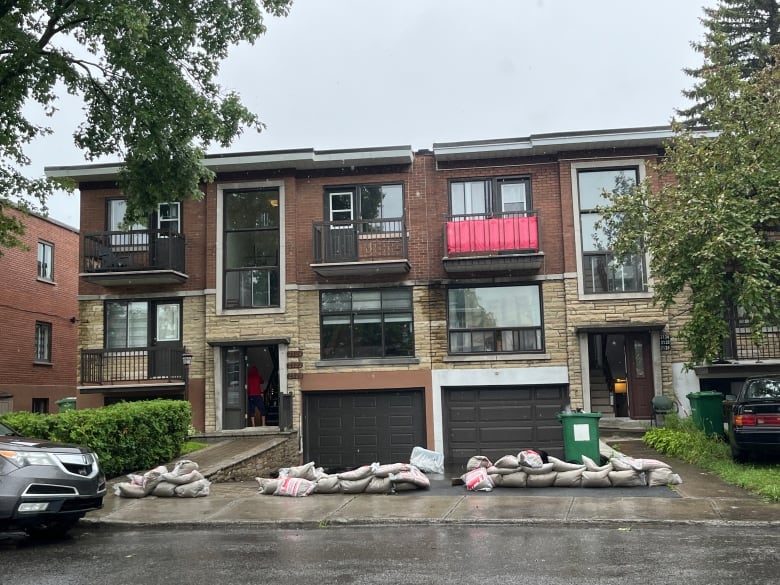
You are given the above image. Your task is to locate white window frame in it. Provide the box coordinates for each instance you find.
[37,241,54,281]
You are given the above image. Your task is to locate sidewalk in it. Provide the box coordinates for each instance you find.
[81,438,780,528]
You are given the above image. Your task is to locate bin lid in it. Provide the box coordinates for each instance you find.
[686,391,723,399]
[557,411,602,420]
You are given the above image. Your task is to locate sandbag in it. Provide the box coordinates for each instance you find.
[526,471,557,487]
[494,454,519,469]
[151,481,178,497]
[313,475,341,494]
[390,466,430,488]
[364,476,393,494]
[611,457,671,472]
[553,469,583,487]
[373,463,409,478]
[608,470,647,487]
[340,477,373,494]
[486,465,519,475]
[499,471,527,488]
[160,469,204,485]
[518,450,544,468]
[175,478,211,498]
[466,455,493,471]
[647,468,683,486]
[524,462,555,475]
[582,468,611,487]
[548,456,586,472]
[582,455,612,473]
[283,461,320,481]
[338,465,374,481]
[170,460,199,475]
[462,467,494,491]
[275,476,316,497]
[410,446,444,474]
[114,482,146,498]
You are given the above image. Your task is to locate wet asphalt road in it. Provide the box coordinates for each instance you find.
[2,524,779,585]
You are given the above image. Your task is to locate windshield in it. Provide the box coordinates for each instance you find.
[744,378,780,400]
[0,421,18,435]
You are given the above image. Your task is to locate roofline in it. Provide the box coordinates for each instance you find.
[44,146,414,182]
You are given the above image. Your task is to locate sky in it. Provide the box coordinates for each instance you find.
[29,0,717,228]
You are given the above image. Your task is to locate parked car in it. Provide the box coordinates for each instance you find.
[727,376,780,462]
[0,420,106,537]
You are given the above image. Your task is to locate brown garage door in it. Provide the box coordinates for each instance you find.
[303,390,426,469]
[444,385,567,466]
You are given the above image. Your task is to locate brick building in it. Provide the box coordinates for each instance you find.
[0,208,79,414]
[45,126,780,468]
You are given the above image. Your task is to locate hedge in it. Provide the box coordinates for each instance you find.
[0,400,191,478]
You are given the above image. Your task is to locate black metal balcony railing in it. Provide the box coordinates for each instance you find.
[80,347,186,385]
[722,313,780,362]
[445,210,541,256]
[82,230,185,273]
[312,218,407,264]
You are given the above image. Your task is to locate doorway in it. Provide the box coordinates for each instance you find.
[221,344,280,429]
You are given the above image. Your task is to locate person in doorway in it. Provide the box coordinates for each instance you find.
[247,365,267,426]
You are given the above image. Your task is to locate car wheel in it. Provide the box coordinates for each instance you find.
[731,444,748,463]
[24,519,78,540]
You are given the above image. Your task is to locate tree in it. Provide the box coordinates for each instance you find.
[599,39,780,366]
[0,0,292,251]
[679,0,780,125]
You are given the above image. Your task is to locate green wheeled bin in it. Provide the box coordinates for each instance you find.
[557,411,602,464]
[56,397,77,412]
[686,391,724,437]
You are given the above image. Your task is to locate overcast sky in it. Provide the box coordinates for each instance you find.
[34,0,717,228]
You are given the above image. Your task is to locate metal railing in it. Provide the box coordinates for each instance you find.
[445,210,541,255]
[313,218,407,264]
[80,347,186,385]
[722,311,780,362]
[82,230,186,273]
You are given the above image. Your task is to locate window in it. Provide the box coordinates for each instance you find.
[105,301,149,348]
[37,241,53,280]
[450,177,530,217]
[108,199,148,247]
[321,288,414,359]
[223,187,280,309]
[325,183,403,232]
[34,321,52,362]
[32,398,49,414]
[447,285,543,354]
[577,168,647,294]
[158,202,181,234]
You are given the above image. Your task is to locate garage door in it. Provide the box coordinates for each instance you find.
[304,390,426,469]
[444,385,567,466]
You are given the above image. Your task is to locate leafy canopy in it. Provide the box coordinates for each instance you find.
[599,38,780,366]
[0,0,292,247]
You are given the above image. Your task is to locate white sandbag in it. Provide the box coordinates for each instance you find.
[313,475,341,494]
[390,466,430,488]
[410,446,444,474]
[171,459,199,475]
[554,469,583,487]
[494,454,519,469]
[175,478,211,498]
[275,476,316,497]
[548,456,586,472]
[364,476,394,494]
[373,463,409,477]
[524,462,555,475]
[487,465,519,475]
[489,473,504,487]
[285,461,320,481]
[518,450,544,468]
[466,455,493,471]
[340,477,373,494]
[526,471,557,487]
[151,481,178,497]
[160,469,204,485]
[114,482,146,498]
[611,457,671,472]
[608,470,647,487]
[647,468,683,486]
[499,471,528,488]
[582,455,612,472]
[461,467,495,491]
[582,468,611,487]
[337,465,374,481]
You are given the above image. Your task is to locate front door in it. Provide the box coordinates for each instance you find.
[223,348,245,430]
[149,301,181,378]
[626,332,654,419]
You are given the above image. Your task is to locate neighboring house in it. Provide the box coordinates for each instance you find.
[0,207,79,414]
[44,126,780,468]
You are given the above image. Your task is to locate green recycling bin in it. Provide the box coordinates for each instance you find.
[557,411,602,464]
[686,391,724,437]
[56,397,77,412]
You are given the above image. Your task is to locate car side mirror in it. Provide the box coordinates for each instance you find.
[725,394,737,401]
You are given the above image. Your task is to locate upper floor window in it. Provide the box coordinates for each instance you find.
[34,321,52,362]
[325,183,403,233]
[320,288,414,359]
[450,177,530,217]
[577,167,647,294]
[108,199,148,247]
[223,187,280,309]
[37,241,53,281]
[448,284,543,354]
[158,202,181,234]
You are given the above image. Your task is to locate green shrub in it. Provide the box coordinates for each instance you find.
[1,400,191,478]
[644,414,730,465]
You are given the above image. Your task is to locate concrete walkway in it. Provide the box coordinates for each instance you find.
[82,438,780,528]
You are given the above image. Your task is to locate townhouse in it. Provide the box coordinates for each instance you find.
[0,208,79,414]
[45,126,780,468]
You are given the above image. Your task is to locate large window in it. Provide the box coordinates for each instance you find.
[37,241,53,281]
[108,199,148,247]
[577,168,646,294]
[105,301,149,349]
[325,183,403,232]
[34,321,52,362]
[223,187,280,309]
[450,177,530,216]
[448,285,543,354]
[321,288,414,359]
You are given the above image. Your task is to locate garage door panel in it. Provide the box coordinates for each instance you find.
[354,434,378,447]
[318,417,343,430]
[479,405,531,421]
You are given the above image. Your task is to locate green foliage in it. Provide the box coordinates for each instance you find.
[679,0,780,126]
[0,0,292,243]
[643,415,780,501]
[0,400,191,478]
[599,41,780,366]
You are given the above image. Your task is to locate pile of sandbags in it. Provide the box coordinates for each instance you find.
[460,450,682,492]
[113,459,212,498]
[255,461,431,497]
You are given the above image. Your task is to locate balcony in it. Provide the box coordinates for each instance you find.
[81,230,187,286]
[443,211,544,274]
[79,347,186,393]
[312,218,410,277]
